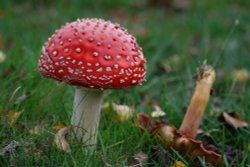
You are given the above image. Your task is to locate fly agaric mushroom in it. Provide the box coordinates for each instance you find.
[138,64,222,165]
[38,18,146,146]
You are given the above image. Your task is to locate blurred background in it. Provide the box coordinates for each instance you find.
[0,0,250,166]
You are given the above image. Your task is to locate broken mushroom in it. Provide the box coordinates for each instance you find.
[138,64,222,165]
[38,18,146,146]
[179,64,215,138]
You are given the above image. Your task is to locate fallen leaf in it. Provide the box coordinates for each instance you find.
[0,50,6,63]
[151,105,166,118]
[52,122,66,131]
[129,151,148,166]
[7,110,23,125]
[218,112,248,129]
[171,161,187,167]
[14,92,31,105]
[137,113,155,131]
[231,69,249,82]
[112,103,135,121]
[248,144,250,151]
[54,126,71,153]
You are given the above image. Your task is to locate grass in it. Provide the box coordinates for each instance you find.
[0,0,250,166]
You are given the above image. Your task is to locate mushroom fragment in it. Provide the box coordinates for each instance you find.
[138,64,222,165]
[38,18,146,147]
[179,64,215,139]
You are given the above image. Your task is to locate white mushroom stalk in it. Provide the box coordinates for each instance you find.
[71,87,104,145]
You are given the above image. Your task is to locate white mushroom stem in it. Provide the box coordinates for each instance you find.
[71,87,104,146]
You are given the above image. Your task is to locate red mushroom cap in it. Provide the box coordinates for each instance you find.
[38,18,146,89]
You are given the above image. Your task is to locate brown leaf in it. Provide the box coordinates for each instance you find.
[218,112,248,129]
[7,110,23,125]
[137,113,155,131]
[112,103,135,121]
[54,126,71,153]
[179,136,222,165]
[52,122,66,131]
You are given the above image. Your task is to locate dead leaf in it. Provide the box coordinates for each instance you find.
[151,105,166,118]
[112,103,135,121]
[52,122,66,131]
[218,112,248,129]
[129,151,148,167]
[248,144,250,151]
[137,113,155,131]
[54,126,71,153]
[171,161,187,167]
[7,110,23,125]
[231,69,249,82]
[14,92,31,105]
[0,50,6,63]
